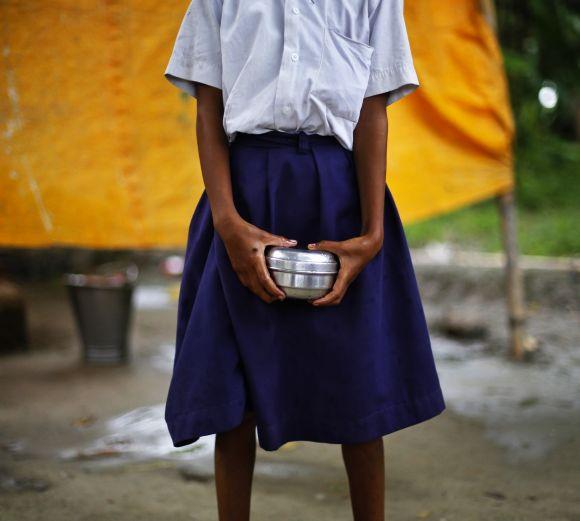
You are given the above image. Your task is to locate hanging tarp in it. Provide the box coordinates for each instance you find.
[0,0,514,248]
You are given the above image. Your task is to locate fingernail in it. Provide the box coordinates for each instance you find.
[288,239,297,244]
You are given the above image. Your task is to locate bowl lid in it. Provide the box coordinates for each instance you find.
[266,247,339,274]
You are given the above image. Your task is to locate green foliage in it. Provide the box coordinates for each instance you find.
[516,133,580,212]
[497,0,580,139]
[405,199,580,257]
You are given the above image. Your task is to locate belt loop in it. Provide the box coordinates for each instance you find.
[297,132,310,154]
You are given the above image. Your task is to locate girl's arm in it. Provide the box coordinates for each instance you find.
[196,84,297,303]
[308,93,388,306]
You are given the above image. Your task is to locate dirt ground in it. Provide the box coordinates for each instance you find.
[0,257,579,521]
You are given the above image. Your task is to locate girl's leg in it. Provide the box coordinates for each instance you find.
[341,437,385,521]
[214,412,257,521]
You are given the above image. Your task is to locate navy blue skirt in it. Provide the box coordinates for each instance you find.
[165,130,445,451]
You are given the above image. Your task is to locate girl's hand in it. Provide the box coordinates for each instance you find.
[307,234,383,307]
[216,216,297,303]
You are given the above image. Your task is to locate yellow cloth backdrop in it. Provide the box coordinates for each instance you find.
[0,0,514,248]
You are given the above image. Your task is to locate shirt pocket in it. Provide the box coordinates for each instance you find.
[311,28,374,123]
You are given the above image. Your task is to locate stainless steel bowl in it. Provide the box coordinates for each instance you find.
[265,247,339,300]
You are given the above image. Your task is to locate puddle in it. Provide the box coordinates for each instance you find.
[433,335,580,461]
[58,403,318,479]
[59,405,214,467]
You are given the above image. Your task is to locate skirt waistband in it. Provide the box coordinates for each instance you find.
[232,131,342,153]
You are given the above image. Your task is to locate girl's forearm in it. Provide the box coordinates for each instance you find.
[352,94,388,243]
[195,84,240,231]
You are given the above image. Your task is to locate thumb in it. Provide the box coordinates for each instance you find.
[308,240,340,254]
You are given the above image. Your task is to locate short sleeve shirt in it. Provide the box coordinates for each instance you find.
[165,0,419,150]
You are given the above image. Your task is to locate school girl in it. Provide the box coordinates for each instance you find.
[164,0,445,518]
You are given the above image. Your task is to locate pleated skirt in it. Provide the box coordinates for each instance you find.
[165,130,445,451]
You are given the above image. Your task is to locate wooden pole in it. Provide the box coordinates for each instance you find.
[480,0,527,360]
[496,192,526,360]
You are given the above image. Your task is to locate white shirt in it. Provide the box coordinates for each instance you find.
[165,0,419,150]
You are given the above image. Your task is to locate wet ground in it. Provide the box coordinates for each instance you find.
[0,254,579,520]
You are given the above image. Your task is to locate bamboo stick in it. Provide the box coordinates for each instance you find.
[496,191,526,360]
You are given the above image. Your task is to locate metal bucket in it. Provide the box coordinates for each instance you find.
[65,262,138,365]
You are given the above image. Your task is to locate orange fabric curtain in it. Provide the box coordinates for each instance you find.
[0,0,514,248]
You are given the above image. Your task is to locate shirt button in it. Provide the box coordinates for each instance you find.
[283,106,292,115]
[292,7,300,14]
[291,53,299,62]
